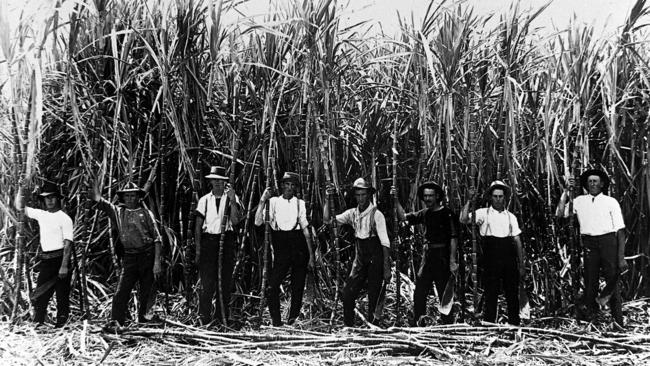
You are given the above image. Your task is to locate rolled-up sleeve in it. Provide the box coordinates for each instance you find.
[299,200,309,229]
[254,201,266,227]
[195,195,207,219]
[610,200,625,231]
[25,207,42,220]
[564,197,579,217]
[374,211,391,248]
[147,209,163,243]
[335,209,352,225]
[474,208,487,225]
[405,209,424,226]
[61,215,74,242]
[509,213,522,237]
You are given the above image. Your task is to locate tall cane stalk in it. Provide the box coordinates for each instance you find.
[232,151,260,283]
[216,86,243,325]
[260,80,284,314]
[568,110,583,310]
[316,113,341,325]
[391,117,401,325]
[469,108,481,314]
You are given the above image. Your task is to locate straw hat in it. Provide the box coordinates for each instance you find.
[486,180,511,196]
[117,182,145,197]
[205,166,228,180]
[281,172,300,186]
[351,177,375,194]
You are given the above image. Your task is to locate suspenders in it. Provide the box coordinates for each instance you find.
[272,197,302,231]
[484,207,513,237]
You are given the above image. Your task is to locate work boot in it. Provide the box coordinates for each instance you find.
[271,319,284,327]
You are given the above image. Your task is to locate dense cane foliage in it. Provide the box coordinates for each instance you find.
[1,0,650,325]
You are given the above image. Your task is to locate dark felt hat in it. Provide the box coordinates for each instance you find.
[117,182,145,197]
[351,177,376,194]
[580,169,610,191]
[486,180,511,196]
[417,181,444,201]
[281,172,300,186]
[205,166,228,180]
[38,182,62,199]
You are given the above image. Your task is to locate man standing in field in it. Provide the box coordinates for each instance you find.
[255,172,315,326]
[15,182,74,328]
[323,178,391,327]
[460,181,525,325]
[92,182,162,326]
[194,166,243,326]
[391,181,458,325]
[555,169,627,326]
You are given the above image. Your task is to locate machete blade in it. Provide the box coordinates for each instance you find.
[437,273,456,316]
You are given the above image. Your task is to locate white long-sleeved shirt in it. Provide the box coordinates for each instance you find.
[566,193,625,235]
[254,196,308,231]
[25,207,74,252]
[335,204,390,248]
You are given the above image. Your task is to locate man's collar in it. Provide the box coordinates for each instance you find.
[357,203,375,216]
[489,206,506,213]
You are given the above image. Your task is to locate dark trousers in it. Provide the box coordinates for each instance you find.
[112,248,154,324]
[343,237,384,326]
[199,232,235,325]
[582,233,623,324]
[33,255,71,326]
[267,230,309,325]
[413,246,452,325]
[482,236,520,325]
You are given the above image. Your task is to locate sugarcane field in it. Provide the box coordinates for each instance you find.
[3,0,650,364]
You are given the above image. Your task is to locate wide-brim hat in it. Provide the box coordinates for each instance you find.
[580,169,610,191]
[205,166,228,180]
[351,177,375,194]
[38,182,62,199]
[417,181,444,201]
[486,180,511,196]
[117,182,145,197]
[281,172,300,186]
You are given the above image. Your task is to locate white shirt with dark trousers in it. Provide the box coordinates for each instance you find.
[471,206,522,325]
[566,193,625,235]
[25,207,74,252]
[25,206,74,326]
[255,196,308,230]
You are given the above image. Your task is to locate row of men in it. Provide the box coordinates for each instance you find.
[14,166,626,328]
